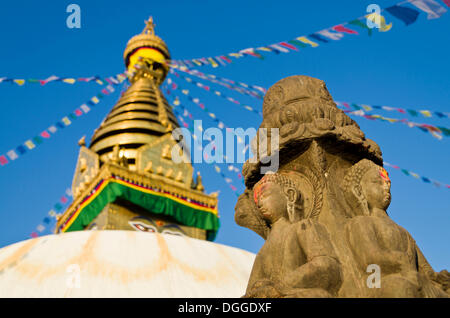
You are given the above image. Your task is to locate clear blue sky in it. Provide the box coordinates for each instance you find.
[0,0,448,270]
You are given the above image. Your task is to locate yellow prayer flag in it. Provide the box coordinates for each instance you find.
[62,117,71,126]
[256,47,272,52]
[95,79,104,85]
[420,110,432,117]
[362,105,372,111]
[25,140,35,150]
[410,172,420,179]
[14,79,25,86]
[365,13,392,32]
[62,78,76,84]
[215,165,221,173]
[91,96,100,104]
[296,36,318,47]
[208,57,218,68]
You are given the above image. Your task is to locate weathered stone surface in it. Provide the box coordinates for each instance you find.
[235,75,449,298]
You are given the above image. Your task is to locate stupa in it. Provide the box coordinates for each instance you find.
[0,17,255,298]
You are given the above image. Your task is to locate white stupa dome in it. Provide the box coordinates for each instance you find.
[0,230,255,297]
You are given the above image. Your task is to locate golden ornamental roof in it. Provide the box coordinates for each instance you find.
[123,17,171,67]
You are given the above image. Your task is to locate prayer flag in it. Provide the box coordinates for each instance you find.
[208,57,219,67]
[287,39,308,48]
[385,5,420,25]
[62,78,76,84]
[16,145,27,155]
[62,117,71,126]
[349,19,373,36]
[296,36,319,47]
[318,29,344,40]
[332,24,358,34]
[420,110,432,117]
[365,13,393,32]
[279,42,299,51]
[25,140,35,149]
[33,136,43,145]
[41,131,50,138]
[410,0,447,19]
[14,79,25,86]
[0,155,8,166]
[6,150,18,160]
[309,33,329,43]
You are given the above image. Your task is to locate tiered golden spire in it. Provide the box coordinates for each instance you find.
[89,17,176,170]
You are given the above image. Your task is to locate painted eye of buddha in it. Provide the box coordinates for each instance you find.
[129,221,157,233]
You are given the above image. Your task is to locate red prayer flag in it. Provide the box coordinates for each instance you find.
[332,25,359,35]
[279,42,299,51]
[444,0,450,7]
[75,109,83,116]
[60,196,68,204]
[396,108,406,114]
[0,155,8,165]
[40,131,50,138]
[31,232,38,238]
[220,56,232,63]
[199,103,205,109]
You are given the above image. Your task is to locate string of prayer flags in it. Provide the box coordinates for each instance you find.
[170,0,447,68]
[0,75,125,168]
[164,82,243,141]
[31,188,73,238]
[1,75,109,86]
[167,91,245,182]
[170,67,265,99]
[170,107,243,196]
[384,162,450,189]
[343,109,449,140]
[167,76,262,117]
[335,101,450,120]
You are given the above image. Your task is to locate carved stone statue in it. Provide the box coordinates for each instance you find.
[243,173,342,298]
[235,75,449,298]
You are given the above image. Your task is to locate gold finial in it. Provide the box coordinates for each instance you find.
[78,136,86,147]
[143,16,155,35]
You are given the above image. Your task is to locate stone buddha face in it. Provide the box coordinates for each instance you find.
[342,159,391,216]
[253,174,302,225]
[361,166,391,212]
[254,182,288,224]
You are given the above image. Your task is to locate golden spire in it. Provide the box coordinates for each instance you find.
[123,16,170,85]
[143,16,155,35]
[89,17,177,170]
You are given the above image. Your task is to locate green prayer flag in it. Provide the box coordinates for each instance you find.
[69,113,77,120]
[349,19,373,36]
[407,109,419,117]
[401,169,410,176]
[33,136,43,145]
[288,39,308,48]
[437,126,450,136]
